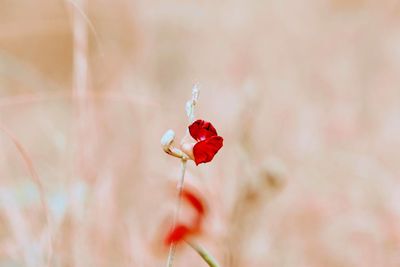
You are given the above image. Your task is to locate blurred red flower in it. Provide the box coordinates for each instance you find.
[164,188,206,245]
[188,120,223,165]
[182,189,205,216]
[164,224,190,245]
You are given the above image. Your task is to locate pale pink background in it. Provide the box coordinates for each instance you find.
[1,0,400,266]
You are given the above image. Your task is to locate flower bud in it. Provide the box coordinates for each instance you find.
[161,129,187,159]
[161,129,175,149]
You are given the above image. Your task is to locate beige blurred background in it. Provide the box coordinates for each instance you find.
[1,0,400,266]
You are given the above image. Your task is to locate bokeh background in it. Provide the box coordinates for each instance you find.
[1,0,400,266]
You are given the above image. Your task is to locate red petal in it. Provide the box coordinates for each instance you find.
[182,189,205,216]
[189,120,218,141]
[164,224,190,245]
[193,136,223,165]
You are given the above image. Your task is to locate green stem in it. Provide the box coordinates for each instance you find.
[187,241,221,267]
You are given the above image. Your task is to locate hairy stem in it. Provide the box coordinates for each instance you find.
[166,159,188,267]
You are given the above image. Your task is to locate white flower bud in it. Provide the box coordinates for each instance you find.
[161,129,175,149]
[161,129,188,159]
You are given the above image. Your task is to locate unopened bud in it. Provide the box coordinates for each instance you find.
[161,129,175,149]
[161,129,187,159]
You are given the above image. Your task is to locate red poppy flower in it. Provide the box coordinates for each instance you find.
[188,120,223,165]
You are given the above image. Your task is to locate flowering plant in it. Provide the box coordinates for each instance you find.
[160,86,222,267]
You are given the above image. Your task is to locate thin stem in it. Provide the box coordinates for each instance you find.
[166,159,188,267]
[71,0,91,183]
[187,241,221,267]
[71,0,88,101]
[166,85,200,267]
[186,84,199,124]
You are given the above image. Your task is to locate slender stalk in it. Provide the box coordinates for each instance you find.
[166,158,188,267]
[187,241,221,267]
[165,85,199,267]
[71,0,90,182]
[71,0,88,101]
